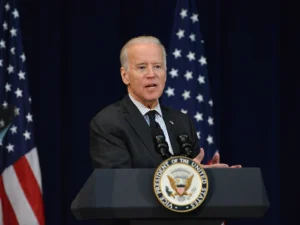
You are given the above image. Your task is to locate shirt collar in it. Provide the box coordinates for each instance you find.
[128,93,162,117]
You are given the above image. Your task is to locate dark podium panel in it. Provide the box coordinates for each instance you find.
[70,168,269,225]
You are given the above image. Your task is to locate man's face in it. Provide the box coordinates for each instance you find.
[121,43,166,108]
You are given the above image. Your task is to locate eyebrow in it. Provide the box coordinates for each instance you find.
[135,62,162,66]
[135,62,146,66]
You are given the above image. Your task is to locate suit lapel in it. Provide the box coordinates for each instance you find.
[161,107,181,156]
[121,95,157,157]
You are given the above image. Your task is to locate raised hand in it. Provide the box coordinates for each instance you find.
[193,148,242,168]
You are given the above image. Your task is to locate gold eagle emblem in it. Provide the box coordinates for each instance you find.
[167,174,194,198]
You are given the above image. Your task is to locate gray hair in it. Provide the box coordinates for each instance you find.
[120,36,167,70]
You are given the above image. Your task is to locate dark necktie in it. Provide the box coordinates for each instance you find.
[147,110,157,128]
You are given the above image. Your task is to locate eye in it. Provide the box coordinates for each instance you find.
[154,65,162,69]
[138,66,146,70]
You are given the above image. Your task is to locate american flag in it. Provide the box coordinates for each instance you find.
[0,0,45,225]
[161,0,218,164]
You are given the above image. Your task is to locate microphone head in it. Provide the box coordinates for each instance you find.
[177,134,189,144]
[150,123,171,159]
[177,134,193,157]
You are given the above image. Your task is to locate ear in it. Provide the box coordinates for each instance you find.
[120,67,129,85]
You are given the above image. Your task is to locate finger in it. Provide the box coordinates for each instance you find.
[211,151,220,164]
[193,148,205,164]
[210,163,229,168]
[202,164,229,168]
[230,165,242,168]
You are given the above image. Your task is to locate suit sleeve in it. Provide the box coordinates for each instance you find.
[89,117,132,168]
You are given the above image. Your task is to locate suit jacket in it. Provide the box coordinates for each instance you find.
[89,94,200,168]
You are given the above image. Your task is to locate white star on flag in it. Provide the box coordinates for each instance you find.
[189,33,196,42]
[10,27,17,37]
[172,48,182,59]
[6,143,14,152]
[182,90,191,100]
[0,120,5,128]
[199,56,207,66]
[196,94,203,103]
[5,83,11,92]
[186,51,196,61]
[194,112,203,122]
[197,131,201,139]
[26,113,33,122]
[169,68,179,78]
[20,52,26,62]
[190,13,199,23]
[176,29,185,39]
[198,75,205,84]
[14,107,20,116]
[2,101,8,108]
[208,117,214,126]
[18,70,26,80]
[23,130,31,140]
[165,87,175,97]
[7,64,14,73]
[207,135,214,145]
[184,71,193,81]
[5,3,10,11]
[3,21,8,30]
[12,9,19,18]
[10,125,18,134]
[180,9,188,19]
[0,39,6,48]
[10,47,15,55]
[15,88,23,98]
[181,109,188,114]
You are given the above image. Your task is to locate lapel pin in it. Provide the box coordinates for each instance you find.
[170,120,174,125]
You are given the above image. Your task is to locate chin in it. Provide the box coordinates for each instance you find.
[146,93,161,101]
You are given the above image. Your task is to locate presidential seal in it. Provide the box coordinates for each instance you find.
[153,156,209,213]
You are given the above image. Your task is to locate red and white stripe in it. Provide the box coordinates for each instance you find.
[0,148,44,225]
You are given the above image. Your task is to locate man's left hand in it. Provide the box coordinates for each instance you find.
[193,148,242,168]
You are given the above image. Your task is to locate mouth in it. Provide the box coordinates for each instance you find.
[145,83,158,90]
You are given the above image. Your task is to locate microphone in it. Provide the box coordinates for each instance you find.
[177,134,193,158]
[151,123,171,160]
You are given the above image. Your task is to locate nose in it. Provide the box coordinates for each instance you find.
[146,66,155,78]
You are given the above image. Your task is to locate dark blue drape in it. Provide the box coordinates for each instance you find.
[14,0,282,225]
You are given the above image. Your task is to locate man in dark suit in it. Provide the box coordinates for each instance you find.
[89,36,241,169]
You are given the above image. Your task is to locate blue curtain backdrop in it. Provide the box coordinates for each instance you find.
[9,0,284,224]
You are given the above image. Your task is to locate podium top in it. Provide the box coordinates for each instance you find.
[71,168,269,220]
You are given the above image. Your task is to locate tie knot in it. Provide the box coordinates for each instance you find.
[147,110,157,127]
